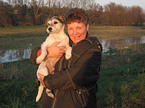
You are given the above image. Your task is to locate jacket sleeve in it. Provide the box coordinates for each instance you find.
[43,40,102,90]
[71,47,101,87]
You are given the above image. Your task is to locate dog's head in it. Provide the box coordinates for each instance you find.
[45,16,65,34]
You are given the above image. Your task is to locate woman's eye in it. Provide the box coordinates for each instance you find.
[54,22,58,24]
[68,28,72,31]
[77,27,82,29]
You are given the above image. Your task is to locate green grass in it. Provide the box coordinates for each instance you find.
[0,59,37,80]
[0,80,39,108]
[0,26,47,37]
[97,44,145,108]
[0,60,39,108]
[0,26,47,50]
[0,44,145,108]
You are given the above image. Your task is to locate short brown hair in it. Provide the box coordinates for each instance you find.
[65,8,89,25]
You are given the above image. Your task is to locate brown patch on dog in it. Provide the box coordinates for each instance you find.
[44,18,50,25]
[57,15,65,23]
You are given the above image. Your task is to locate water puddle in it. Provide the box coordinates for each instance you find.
[0,49,31,63]
[0,36,145,63]
[100,36,145,52]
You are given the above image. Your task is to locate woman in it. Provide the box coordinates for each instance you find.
[30,8,102,108]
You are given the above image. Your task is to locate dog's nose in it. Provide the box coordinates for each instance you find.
[48,27,52,31]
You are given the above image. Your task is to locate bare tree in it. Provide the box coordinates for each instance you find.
[0,1,8,26]
[0,1,14,26]
[28,0,46,25]
[87,2,103,24]
[0,0,145,26]
[131,6,144,25]
[104,3,127,26]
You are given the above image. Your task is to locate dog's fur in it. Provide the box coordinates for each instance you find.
[35,16,72,102]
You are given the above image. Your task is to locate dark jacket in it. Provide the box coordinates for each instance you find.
[30,36,102,108]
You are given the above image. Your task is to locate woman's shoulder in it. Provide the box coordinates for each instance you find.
[72,36,102,54]
[86,36,102,52]
[86,36,101,44]
[80,36,102,49]
[74,36,100,46]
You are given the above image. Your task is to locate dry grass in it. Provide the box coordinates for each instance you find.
[89,26,145,37]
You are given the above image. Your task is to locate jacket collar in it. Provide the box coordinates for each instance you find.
[70,38,94,65]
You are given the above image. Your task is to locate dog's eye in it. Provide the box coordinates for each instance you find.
[54,21,58,24]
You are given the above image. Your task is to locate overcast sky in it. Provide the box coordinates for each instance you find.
[3,0,145,11]
[96,0,145,10]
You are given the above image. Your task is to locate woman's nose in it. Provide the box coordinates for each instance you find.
[73,29,78,35]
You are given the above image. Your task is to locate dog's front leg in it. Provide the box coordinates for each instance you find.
[64,38,72,60]
[36,42,48,64]
[36,37,55,64]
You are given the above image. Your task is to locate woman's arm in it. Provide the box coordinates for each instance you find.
[30,42,65,65]
[43,44,102,90]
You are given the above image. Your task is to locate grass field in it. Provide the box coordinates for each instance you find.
[90,25,145,37]
[0,26,145,108]
[0,25,145,50]
[0,26,47,50]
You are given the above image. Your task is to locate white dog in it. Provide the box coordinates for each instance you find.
[35,16,72,102]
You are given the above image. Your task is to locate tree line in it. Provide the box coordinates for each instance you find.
[0,0,145,27]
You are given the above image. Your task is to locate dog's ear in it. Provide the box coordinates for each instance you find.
[44,18,50,25]
[57,15,65,23]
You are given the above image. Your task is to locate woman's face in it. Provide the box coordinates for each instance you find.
[67,22,89,44]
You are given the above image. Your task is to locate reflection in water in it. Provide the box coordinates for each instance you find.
[0,36,145,63]
[0,49,31,63]
[141,36,145,43]
[100,36,145,52]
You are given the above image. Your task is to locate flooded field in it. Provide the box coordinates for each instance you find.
[0,35,145,63]
[100,35,145,52]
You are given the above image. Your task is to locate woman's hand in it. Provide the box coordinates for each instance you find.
[38,73,45,87]
[46,41,66,58]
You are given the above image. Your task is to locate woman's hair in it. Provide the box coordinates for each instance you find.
[65,8,89,25]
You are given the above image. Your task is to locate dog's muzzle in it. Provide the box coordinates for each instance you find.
[48,27,52,32]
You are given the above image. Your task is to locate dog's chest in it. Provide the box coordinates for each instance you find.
[51,34,68,46]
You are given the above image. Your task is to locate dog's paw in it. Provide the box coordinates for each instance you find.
[36,52,47,64]
[46,89,54,98]
[47,93,54,98]
[65,53,72,60]
[36,97,39,102]
[65,47,72,60]
[36,57,43,64]
[36,93,41,102]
